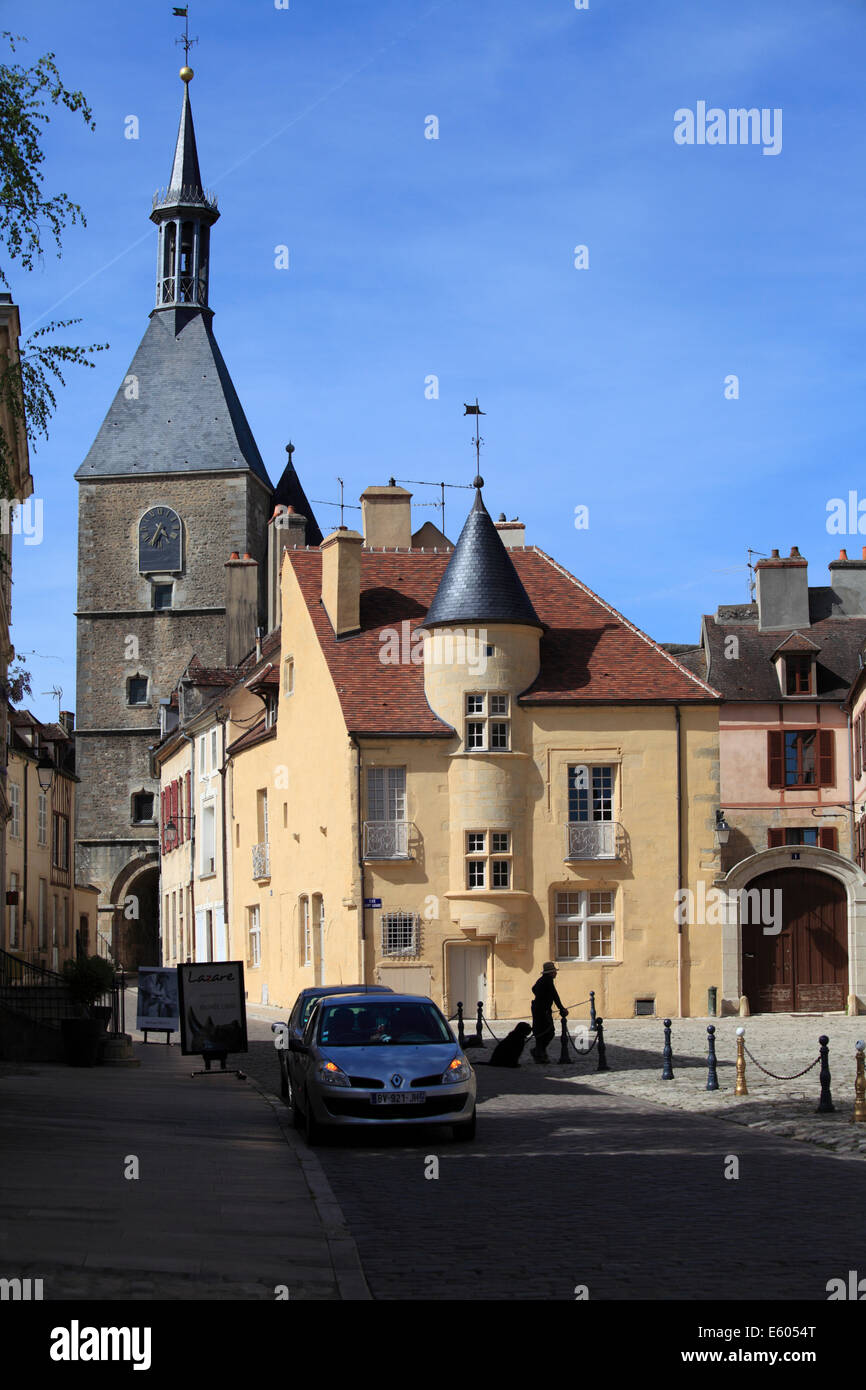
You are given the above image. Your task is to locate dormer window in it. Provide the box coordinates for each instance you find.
[786,654,813,695]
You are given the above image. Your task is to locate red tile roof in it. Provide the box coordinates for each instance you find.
[287,547,718,737]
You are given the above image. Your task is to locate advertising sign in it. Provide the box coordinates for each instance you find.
[136,966,180,1033]
[177,961,248,1056]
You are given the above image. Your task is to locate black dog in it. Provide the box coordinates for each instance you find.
[488,1021,533,1068]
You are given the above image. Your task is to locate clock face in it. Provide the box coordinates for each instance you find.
[139,506,182,573]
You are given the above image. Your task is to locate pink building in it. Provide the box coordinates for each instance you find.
[675,547,866,1014]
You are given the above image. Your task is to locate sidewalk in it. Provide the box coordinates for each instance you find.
[0,1040,369,1301]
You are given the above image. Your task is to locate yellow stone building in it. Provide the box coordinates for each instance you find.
[219,483,724,1020]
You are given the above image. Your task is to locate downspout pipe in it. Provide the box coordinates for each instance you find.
[676,704,684,1019]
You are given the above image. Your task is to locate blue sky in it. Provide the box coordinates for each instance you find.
[8,0,866,722]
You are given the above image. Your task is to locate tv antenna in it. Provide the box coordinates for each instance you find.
[41,686,63,721]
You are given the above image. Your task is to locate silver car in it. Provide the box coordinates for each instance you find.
[289,993,477,1144]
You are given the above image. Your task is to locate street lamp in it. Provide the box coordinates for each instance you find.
[715,809,731,846]
[36,755,55,792]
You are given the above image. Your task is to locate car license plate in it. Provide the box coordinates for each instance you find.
[371,1092,425,1105]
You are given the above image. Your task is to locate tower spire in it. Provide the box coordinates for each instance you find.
[150,57,219,312]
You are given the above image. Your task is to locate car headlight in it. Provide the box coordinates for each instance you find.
[318,1059,352,1088]
[441,1055,472,1085]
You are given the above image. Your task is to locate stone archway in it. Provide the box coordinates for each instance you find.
[108,856,160,973]
[719,846,866,1014]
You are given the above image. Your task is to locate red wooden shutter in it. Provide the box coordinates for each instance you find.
[856,716,862,781]
[767,828,784,848]
[818,730,835,788]
[160,790,166,854]
[861,715,866,774]
[767,731,784,788]
[185,771,191,843]
[819,827,838,852]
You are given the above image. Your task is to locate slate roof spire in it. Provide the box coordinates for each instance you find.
[150,68,219,313]
[425,476,542,629]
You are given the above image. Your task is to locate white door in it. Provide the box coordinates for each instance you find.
[447,945,488,1018]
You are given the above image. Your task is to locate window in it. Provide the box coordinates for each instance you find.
[299,895,311,966]
[200,802,216,874]
[768,730,834,789]
[198,735,207,776]
[8,872,18,948]
[152,583,173,610]
[786,654,813,695]
[37,790,47,846]
[171,892,177,961]
[248,905,261,968]
[568,765,614,822]
[554,890,616,962]
[127,676,149,705]
[210,728,219,770]
[132,792,154,824]
[52,895,58,948]
[283,656,294,696]
[38,879,47,949]
[465,829,512,891]
[178,891,184,963]
[768,826,838,851]
[365,766,409,857]
[205,909,214,962]
[62,897,69,947]
[381,911,420,957]
[52,813,69,871]
[464,693,510,751]
[8,782,20,838]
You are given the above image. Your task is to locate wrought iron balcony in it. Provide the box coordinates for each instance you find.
[252,842,270,880]
[363,820,411,860]
[565,820,623,861]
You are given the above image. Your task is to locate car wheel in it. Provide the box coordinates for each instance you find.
[303,1090,323,1146]
[452,1108,476,1142]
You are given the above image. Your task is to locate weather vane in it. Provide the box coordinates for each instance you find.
[463,399,486,483]
[173,7,198,68]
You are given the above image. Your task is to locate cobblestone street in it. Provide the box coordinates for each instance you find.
[241,1005,866,1301]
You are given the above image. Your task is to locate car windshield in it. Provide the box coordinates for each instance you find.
[318,1001,452,1047]
[301,990,383,1027]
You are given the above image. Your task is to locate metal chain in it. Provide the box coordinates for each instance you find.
[743,1045,821,1081]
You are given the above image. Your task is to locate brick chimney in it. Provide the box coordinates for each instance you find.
[267,504,307,631]
[495,513,526,548]
[321,528,363,636]
[361,480,412,550]
[755,547,810,632]
[224,552,259,664]
[829,545,866,617]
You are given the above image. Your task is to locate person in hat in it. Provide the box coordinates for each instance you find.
[530,962,567,1062]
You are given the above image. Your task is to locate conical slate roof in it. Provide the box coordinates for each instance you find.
[425,485,541,629]
[168,82,203,199]
[272,446,323,545]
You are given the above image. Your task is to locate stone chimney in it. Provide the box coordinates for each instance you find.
[58,710,75,735]
[224,552,259,664]
[267,504,307,631]
[755,547,810,632]
[829,546,866,617]
[361,480,412,550]
[321,528,363,636]
[495,513,526,549]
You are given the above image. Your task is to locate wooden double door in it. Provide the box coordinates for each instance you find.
[741,868,848,1013]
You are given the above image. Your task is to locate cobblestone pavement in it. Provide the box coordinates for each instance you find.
[241,1006,866,1301]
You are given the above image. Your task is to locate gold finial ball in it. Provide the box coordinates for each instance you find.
[179,66,194,83]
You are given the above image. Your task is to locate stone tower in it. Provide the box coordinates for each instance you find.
[74,67,291,969]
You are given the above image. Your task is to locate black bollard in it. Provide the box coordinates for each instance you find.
[816,1034,835,1113]
[557,1015,570,1064]
[661,1018,675,1080]
[461,1001,485,1049]
[589,990,597,1030]
[595,1016,610,1072]
[706,1024,719,1091]
[456,1001,466,1049]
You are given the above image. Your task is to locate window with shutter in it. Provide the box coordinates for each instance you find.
[819,827,838,852]
[857,717,862,781]
[861,715,866,777]
[767,828,784,847]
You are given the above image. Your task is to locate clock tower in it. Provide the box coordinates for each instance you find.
[74,66,314,968]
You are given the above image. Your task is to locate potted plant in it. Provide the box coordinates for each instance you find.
[60,955,117,1066]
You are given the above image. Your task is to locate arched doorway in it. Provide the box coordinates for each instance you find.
[742,868,847,1013]
[110,862,160,972]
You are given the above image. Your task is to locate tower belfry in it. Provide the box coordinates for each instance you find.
[150,68,219,312]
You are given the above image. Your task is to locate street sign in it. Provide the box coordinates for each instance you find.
[364,897,383,908]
